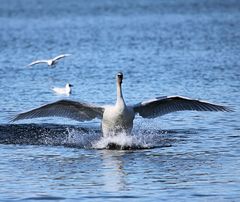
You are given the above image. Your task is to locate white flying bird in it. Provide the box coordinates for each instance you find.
[12,72,232,137]
[52,83,73,96]
[27,54,71,67]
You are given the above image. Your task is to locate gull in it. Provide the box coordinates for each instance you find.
[11,72,232,137]
[27,54,71,67]
[52,83,73,96]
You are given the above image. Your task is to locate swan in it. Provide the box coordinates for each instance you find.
[11,72,232,137]
[52,83,73,96]
[27,54,71,67]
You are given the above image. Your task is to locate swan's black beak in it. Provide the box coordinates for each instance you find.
[69,84,73,87]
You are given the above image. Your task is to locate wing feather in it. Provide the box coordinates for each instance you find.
[53,54,71,61]
[11,100,104,122]
[27,60,49,66]
[133,96,233,118]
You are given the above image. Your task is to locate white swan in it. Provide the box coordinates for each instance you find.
[52,83,73,96]
[27,54,71,67]
[12,72,232,137]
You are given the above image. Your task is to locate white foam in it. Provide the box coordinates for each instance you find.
[92,132,152,150]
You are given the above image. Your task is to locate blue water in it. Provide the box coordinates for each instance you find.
[0,0,240,201]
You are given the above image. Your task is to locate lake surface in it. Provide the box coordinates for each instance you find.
[0,0,239,201]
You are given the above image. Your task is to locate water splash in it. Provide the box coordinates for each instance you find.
[0,124,191,150]
[62,127,101,148]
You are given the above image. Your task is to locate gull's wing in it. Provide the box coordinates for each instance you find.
[133,95,233,119]
[53,54,71,61]
[52,87,69,95]
[11,100,104,122]
[27,60,49,66]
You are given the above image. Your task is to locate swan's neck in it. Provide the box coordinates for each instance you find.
[116,81,125,106]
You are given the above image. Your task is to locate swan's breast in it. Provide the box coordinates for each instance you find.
[102,105,135,136]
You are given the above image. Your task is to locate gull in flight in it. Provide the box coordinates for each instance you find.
[12,72,232,137]
[27,54,71,67]
[52,83,73,96]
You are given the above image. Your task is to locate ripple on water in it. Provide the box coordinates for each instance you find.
[24,195,66,201]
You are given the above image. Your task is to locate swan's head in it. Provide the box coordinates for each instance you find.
[116,72,123,84]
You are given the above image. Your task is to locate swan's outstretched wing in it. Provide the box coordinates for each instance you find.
[11,100,104,122]
[133,96,233,118]
[53,54,71,61]
[27,60,49,67]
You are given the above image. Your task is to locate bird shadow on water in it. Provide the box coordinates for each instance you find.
[0,124,197,150]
